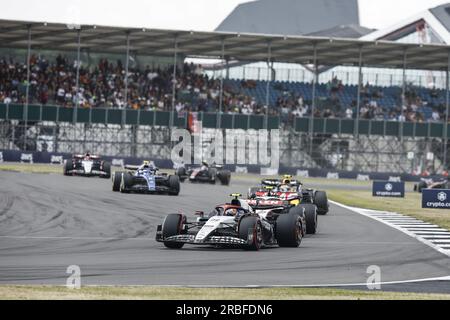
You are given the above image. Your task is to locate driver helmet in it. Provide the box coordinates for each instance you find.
[224,208,238,216]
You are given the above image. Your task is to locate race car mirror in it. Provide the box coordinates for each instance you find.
[194,211,204,217]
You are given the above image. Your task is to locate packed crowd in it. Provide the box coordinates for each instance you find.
[0,55,446,123]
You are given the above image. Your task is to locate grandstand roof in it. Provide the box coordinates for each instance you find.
[0,19,450,71]
[215,0,360,36]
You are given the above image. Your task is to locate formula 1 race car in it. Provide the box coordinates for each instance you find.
[156,194,305,250]
[175,161,231,185]
[414,177,450,193]
[246,192,318,234]
[63,153,111,178]
[112,161,180,195]
[247,175,329,215]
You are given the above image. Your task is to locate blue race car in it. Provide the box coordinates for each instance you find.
[112,161,180,195]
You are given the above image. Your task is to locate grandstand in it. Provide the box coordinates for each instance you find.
[1,2,450,174]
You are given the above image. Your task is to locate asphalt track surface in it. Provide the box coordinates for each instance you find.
[0,170,449,293]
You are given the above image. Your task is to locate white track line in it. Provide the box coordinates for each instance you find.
[329,200,450,258]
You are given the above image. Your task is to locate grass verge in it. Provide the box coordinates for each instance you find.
[328,189,450,231]
[1,285,450,300]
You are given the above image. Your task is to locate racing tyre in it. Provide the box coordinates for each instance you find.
[168,175,180,196]
[276,212,303,247]
[417,181,427,193]
[238,216,263,251]
[63,160,72,176]
[120,173,133,193]
[112,171,122,192]
[299,203,317,234]
[314,191,329,215]
[218,170,231,185]
[162,214,185,249]
[176,167,186,182]
[102,162,111,178]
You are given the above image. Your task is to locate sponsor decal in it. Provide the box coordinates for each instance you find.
[296,170,309,178]
[50,155,63,164]
[111,158,125,167]
[326,172,339,179]
[372,181,404,197]
[20,153,33,163]
[388,176,401,182]
[235,166,248,174]
[422,189,450,209]
[357,174,370,181]
[260,167,278,176]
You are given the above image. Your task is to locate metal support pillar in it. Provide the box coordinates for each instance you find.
[217,38,225,129]
[24,24,31,150]
[265,41,272,130]
[309,43,317,157]
[355,45,363,138]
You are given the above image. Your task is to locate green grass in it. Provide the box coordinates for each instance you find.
[328,189,450,231]
[1,285,449,300]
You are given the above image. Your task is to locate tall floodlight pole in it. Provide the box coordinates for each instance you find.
[74,28,81,124]
[309,42,318,157]
[123,30,130,125]
[400,48,407,141]
[444,50,450,169]
[24,24,31,150]
[217,38,225,129]
[170,36,178,130]
[355,45,363,138]
[265,41,272,130]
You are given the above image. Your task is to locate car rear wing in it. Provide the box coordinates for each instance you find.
[124,165,140,170]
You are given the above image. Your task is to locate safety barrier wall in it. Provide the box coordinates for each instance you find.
[0,104,280,130]
[1,104,448,137]
[0,149,436,182]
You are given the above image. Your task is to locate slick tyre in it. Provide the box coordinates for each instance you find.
[276,212,303,247]
[238,216,263,251]
[63,160,72,176]
[112,171,122,192]
[314,191,329,215]
[218,170,231,186]
[162,214,185,249]
[417,181,427,193]
[299,203,318,234]
[168,175,180,196]
[176,167,186,182]
[120,173,133,193]
[102,162,111,178]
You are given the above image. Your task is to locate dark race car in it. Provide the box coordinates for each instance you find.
[414,177,450,193]
[175,161,231,185]
[246,191,318,234]
[155,194,305,250]
[63,153,111,178]
[112,161,180,195]
[247,175,329,215]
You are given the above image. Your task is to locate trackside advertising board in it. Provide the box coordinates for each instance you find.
[422,189,450,209]
[372,181,405,197]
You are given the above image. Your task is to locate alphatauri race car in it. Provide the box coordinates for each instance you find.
[156,194,305,250]
[175,161,231,185]
[414,177,450,193]
[112,161,180,195]
[247,175,329,215]
[63,153,111,178]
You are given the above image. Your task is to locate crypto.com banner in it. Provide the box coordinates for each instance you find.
[422,189,450,209]
[372,181,405,197]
